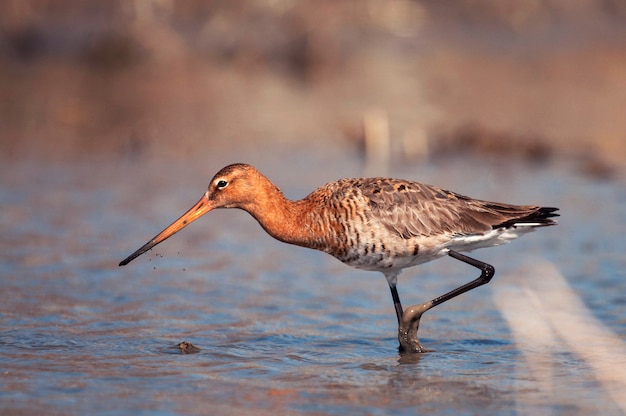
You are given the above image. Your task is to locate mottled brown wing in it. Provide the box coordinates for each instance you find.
[357,178,541,239]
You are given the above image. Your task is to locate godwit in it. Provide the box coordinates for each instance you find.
[119,163,558,353]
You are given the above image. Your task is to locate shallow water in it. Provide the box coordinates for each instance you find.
[1,150,625,415]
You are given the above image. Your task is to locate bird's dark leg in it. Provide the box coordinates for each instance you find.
[389,284,404,324]
[385,272,414,352]
[429,250,495,310]
[398,250,495,353]
[390,284,419,353]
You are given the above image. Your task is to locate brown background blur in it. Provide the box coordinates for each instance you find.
[1,0,625,177]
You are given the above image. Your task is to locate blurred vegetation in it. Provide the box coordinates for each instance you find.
[1,0,625,176]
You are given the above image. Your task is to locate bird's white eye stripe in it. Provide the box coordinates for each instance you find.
[216,179,228,189]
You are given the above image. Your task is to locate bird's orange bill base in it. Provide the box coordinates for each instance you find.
[119,193,213,266]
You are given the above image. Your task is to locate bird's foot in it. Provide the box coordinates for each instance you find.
[398,301,434,353]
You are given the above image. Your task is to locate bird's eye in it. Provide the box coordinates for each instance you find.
[216,179,228,189]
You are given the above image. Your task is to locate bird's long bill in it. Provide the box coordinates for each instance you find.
[119,193,213,266]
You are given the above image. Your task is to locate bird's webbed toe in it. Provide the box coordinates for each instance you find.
[398,302,434,353]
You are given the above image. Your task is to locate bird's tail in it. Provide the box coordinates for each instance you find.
[496,207,559,229]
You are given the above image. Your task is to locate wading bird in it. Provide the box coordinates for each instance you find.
[120,163,558,352]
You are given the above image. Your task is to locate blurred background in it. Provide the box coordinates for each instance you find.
[1,0,625,175]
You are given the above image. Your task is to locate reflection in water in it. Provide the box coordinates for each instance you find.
[1,154,625,414]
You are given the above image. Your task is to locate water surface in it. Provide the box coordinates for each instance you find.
[1,151,625,415]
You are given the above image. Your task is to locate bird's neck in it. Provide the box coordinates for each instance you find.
[242,183,322,249]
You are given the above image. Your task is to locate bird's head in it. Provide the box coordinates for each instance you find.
[119,163,262,266]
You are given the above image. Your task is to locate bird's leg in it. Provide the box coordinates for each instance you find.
[429,250,495,310]
[389,285,427,353]
[398,250,495,353]
[390,284,422,353]
[389,284,404,324]
[385,271,417,353]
